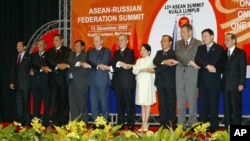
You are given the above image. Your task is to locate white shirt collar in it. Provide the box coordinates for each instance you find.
[120,47,125,52]
[56,45,62,50]
[96,47,102,51]
[39,51,45,55]
[186,38,192,44]
[207,42,214,48]
[163,48,170,52]
[229,46,235,55]
[19,51,25,57]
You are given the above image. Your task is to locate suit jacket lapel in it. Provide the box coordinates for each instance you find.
[231,48,238,58]
[189,38,195,49]
[21,52,28,64]
[227,48,238,65]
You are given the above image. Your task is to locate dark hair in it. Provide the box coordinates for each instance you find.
[226,33,237,45]
[17,41,27,46]
[201,28,214,35]
[162,35,173,42]
[141,44,151,53]
[74,40,85,46]
[53,34,63,40]
[181,24,193,31]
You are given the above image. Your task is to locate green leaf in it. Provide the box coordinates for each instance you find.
[111,124,123,134]
[2,125,15,135]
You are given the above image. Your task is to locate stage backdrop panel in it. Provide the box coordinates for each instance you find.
[71,0,250,115]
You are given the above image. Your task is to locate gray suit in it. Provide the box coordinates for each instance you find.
[87,47,111,120]
[67,51,89,123]
[175,38,202,126]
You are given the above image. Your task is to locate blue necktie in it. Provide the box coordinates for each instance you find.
[207,47,210,52]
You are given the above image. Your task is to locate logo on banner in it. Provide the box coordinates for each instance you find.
[178,16,190,27]
[230,125,250,139]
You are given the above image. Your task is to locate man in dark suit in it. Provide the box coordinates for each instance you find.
[109,34,136,130]
[147,35,178,129]
[68,40,90,123]
[195,29,224,131]
[10,41,31,125]
[88,35,111,121]
[221,33,247,130]
[30,39,52,126]
[175,24,202,127]
[47,34,71,126]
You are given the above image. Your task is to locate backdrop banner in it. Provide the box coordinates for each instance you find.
[71,0,250,115]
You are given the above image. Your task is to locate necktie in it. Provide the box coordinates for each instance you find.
[55,48,59,54]
[185,41,189,48]
[17,54,21,68]
[163,50,167,55]
[207,46,210,52]
[120,51,124,57]
[227,50,230,59]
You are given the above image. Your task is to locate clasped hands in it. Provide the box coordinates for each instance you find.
[206,64,216,73]
[97,61,133,71]
[98,64,110,71]
[189,60,200,70]
[162,59,179,66]
[119,61,133,70]
[57,63,69,70]
[41,66,52,73]
[29,66,52,76]
[75,61,90,69]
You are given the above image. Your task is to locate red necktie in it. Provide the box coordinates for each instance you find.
[185,41,189,48]
[17,54,21,68]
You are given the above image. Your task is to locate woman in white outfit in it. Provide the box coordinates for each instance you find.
[132,44,156,132]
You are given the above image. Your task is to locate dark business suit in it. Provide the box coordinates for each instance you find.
[111,47,136,128]
[31,51,50,126]
[221,47,247,129]
[88,47,111,120]
[10,51,31,125]
[175,38,202,125]
[67,51,89,123]
[195,42,223,131]
[47,46,71,126]
[153,49,177,128]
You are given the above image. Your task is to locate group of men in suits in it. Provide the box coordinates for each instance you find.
[175,24,246,131]
[146,24,246,132]
[9,26,246,131]
[10,34,72,126]
[79,34,136,130]
[9,34,137,130]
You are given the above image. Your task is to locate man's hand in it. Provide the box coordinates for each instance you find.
[29,68,34,76]
[41,66,52,73]
[206,65,216,73]
[98,64,110,71]
[189,60,200,70]
[81,62,90,69]
[238,85,244,92]
[57,63,69,70]
[10,83,14,90]
[162,59,179,66]
[120,61,133,69]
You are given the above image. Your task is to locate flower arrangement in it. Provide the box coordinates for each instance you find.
[0,116,230,141]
